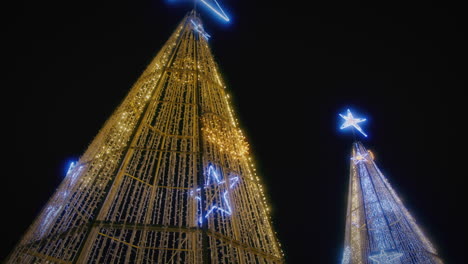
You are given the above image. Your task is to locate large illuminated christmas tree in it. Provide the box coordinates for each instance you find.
[339,109,443,264]
[7,7,283,263]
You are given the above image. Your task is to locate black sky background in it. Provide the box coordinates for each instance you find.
[4,0,465,263]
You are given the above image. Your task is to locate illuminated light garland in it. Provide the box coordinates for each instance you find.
[341,246,351,264]
[202,116,249,158]
[359,160,394,249]
[39,162,83,237]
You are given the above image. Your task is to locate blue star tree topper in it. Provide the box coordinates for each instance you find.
[339,109,368,137]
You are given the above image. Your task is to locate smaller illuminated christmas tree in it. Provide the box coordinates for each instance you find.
[339,109,443,264]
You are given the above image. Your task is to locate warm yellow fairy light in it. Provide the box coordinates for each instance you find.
[7,11,283,264]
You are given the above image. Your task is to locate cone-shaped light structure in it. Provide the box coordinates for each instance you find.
[7,11,283,263]
[342,142,443,264]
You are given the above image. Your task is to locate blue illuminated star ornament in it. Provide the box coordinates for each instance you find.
[191,165,239,224]
[369,250,403,263]
[339,109,368,137]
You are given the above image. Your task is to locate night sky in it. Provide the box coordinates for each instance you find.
[4,0,464,263]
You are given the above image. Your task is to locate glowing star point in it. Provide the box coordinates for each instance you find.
[339,109,368,137]
[369,250,403,263]
[199,0,230,22]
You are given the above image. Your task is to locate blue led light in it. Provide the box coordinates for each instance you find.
[359,162,394,250]
[192,165,239,224]
[66,161,76,176]
[190,19,211,39]
[199,0,230,22]
[40,161,82,236]
[341,246,351,264]
[369,249,403,263]
[339,109,368,137]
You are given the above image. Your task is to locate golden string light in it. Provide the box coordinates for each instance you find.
[7,11,283,263]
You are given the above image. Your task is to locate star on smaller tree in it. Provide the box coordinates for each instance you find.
[339,109,368,137]
[351,150,370,165]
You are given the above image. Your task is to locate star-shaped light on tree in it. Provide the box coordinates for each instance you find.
[191,165,239,225]
[369,249,403,263]
[351,151,370,165]
[339,109,368,137]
